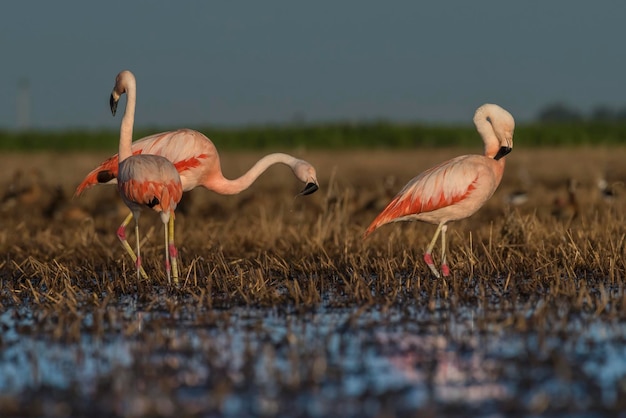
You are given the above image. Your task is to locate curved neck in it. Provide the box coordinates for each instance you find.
[473,108,500,159]
[207,153,300,195]
[118,82,136,162]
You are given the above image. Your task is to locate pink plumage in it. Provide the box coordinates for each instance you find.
[117,157,183,214]
[75,132,319,197]
[78,71,320,284]
[109,70,183,285]
[364,104,515,278]
[75,129,217,195]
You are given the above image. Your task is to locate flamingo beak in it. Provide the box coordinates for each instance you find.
[110,94,118,116]
[299,182,319,196]
[494,146,512,161]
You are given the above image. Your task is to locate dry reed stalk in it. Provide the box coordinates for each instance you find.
[0,148,623,316]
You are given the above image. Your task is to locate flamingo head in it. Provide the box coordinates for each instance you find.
[478,103,515,161]
[294,160,319,196]
[493,107,515,160]
[110,70,135,117]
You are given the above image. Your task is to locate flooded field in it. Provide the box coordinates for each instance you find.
[1,147,626,417]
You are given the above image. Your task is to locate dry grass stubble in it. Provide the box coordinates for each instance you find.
[0,147,625,330]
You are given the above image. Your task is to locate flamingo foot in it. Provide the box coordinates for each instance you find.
[423,253,441,278]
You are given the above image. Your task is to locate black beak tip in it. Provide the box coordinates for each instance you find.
[299,182,319,196]
[110,94,118,116]
[494,146,512,161]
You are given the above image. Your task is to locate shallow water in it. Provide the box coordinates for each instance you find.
[1,292,625,417]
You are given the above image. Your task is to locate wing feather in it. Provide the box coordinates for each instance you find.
[74,129,213,196]
[364,156,479,236]
[118,158,182,213]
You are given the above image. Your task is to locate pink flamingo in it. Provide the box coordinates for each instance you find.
[364,104,515,278]
[76,129,318,206]
[111,70,183,285]
[75,131,319,197]
[75,120,319,269]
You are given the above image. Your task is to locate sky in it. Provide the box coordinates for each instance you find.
[2,1,626,130]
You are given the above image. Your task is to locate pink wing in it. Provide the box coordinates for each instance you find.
[75,129,214,196]
[364,156,479,237]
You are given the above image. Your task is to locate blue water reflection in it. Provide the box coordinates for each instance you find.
[0,299,625,416]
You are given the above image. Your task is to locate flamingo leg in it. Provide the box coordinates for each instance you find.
[117,212,148,280]
[423,222,445,278]
[440,225,450,277]
[134,217,142,283]
[163,220,171,285]
[168,215,179,286]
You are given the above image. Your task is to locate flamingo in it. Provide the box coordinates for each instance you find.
[75,131,319,198]
[111,70,183,285]
[75,119,319,269]
[364,104,515,278]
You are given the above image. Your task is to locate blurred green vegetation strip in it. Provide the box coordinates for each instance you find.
[1,121,626,151]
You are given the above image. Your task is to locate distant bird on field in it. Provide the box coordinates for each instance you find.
[597,177,620,202]
[552,177,578,223]
[1,168,90,221]
[1,168,44,211]
[364,104,515,278]
[505,189,529,207]
[110,70,183,285]
[504,167,532,207]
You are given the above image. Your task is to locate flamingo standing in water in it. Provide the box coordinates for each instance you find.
[364,104,515,278]
[111,70,183,285]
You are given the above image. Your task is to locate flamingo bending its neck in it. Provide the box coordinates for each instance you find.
[112,70,183,285]
[364,103,515,278]
[75,135,319,198]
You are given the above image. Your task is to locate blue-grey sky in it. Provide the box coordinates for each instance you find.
[2,1,626,130]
